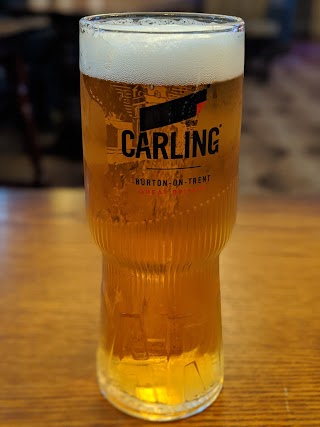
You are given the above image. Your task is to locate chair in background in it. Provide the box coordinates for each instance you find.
[0,14,53,186]
[245,0,298,81]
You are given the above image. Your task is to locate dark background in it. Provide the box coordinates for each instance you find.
[0,0,319,195]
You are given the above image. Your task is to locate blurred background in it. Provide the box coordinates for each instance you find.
[0,0,319,195]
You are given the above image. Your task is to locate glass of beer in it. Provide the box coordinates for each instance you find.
[80,12,244,422]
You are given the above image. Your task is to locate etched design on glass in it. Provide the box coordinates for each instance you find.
[116,313,149,360]
[165,313,193,358]
[184,360,205,401]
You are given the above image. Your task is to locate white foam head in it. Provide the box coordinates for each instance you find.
[80,14,244,85]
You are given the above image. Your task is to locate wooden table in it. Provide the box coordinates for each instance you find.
[0,189,319,426]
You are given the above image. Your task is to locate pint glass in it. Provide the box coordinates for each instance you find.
[80,12,244,421]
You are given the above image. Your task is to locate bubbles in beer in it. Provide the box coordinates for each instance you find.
[104,17,209,27]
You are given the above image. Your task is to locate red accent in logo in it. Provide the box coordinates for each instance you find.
[196,101,207,115]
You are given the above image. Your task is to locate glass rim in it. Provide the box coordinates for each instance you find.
[79,12,244,35]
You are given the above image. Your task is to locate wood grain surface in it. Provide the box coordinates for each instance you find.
[0,189,319,427]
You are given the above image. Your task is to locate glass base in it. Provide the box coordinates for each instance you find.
[98,376,223,422]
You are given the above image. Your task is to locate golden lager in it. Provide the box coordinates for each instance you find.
[80,13,244,421]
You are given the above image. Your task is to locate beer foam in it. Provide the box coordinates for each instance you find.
[80,15,244,85]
